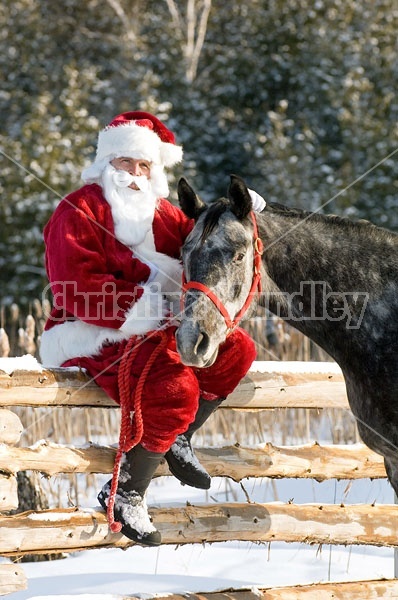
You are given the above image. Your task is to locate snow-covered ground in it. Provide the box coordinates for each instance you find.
[3,474,394,599]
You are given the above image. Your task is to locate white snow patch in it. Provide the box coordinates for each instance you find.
[21,596,120,600]
[249,587,263,597]
[250,360,342,374]
[0,354,43,374]
[27,512,74,521]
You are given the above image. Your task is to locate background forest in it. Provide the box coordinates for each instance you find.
[0,0,397,305]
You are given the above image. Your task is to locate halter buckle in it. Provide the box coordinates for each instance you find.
[254,237,264,255]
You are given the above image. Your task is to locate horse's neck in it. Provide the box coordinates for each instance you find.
[260,213,356,294]
[258,213,371,366]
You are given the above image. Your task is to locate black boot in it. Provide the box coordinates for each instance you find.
[98,444,164,546]
[165,397,225,489]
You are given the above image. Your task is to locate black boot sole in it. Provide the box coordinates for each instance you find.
[97,492,161,547]
[165,451,211,490]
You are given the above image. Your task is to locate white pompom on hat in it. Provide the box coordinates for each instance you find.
[82,111,183,197]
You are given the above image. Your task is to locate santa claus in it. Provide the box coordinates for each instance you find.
[40,111,258,546]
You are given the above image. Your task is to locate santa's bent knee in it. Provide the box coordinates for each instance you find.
[140,366,200,452]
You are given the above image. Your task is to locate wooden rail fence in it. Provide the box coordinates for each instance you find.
[0,360,397,598]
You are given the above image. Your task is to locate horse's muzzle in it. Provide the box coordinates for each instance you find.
[175,321,218,367]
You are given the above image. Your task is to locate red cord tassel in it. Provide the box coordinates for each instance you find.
[106,330,168,533]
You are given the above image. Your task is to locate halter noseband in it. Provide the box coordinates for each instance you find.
[181,211,264,334]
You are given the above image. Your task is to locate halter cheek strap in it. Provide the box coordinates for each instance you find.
[181,211,264,334]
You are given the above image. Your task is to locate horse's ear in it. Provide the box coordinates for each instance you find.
[177,178,206,221]
[228,174,252,220]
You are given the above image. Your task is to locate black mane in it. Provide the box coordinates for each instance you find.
[267,201,398,242]
[200,199,229,242]
[200,196,398,246]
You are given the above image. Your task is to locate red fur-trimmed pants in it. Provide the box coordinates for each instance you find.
[62,326,256,453]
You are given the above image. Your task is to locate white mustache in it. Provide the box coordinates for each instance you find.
[111,169,150,192]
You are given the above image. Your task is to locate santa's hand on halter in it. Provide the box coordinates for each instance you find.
[120,285,169,336]
[248,189,266,212]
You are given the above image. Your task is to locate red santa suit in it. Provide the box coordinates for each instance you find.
[40,115,256,454]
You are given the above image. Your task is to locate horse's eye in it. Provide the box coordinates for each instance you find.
[234,252,245,263]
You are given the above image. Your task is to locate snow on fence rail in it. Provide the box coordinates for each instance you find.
[0,360,397,598]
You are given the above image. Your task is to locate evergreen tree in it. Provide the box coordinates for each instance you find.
[0,0,396,303]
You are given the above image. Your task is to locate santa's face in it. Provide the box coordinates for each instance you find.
[100,162,158,248]
[110,157,151,190]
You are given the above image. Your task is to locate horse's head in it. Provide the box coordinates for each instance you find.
[176,175,261,367]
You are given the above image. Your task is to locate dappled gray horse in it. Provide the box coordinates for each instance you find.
[176,175,398,495]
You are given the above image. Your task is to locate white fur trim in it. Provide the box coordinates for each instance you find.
[39,321,125,367]
[81,158,110,184]
[39,287,168,367]
[96,122,182,167]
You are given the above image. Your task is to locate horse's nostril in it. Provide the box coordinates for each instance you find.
[194,331,209,356]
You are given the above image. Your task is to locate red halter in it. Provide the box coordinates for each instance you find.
[181,211,264,334]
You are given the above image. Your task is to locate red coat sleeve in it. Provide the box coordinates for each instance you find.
[44,191,150,329]
[153,199,194,256]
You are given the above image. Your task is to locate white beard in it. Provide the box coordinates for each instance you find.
[101,163,182,297]
[101,164,158,248]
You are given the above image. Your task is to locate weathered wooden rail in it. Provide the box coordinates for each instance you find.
[0,360,397,598]
[105,581,398,600]
[0,439,386,480]
[0,360,348,408]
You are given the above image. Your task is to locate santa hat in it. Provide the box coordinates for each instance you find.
[82,111,183,197]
